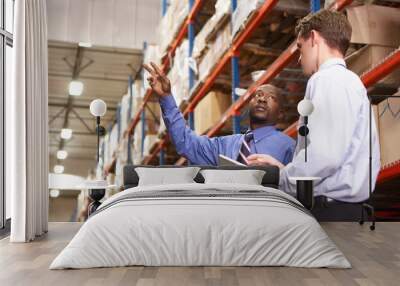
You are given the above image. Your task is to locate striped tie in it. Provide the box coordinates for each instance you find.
[237,130,254,165]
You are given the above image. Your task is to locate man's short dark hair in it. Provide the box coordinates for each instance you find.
[295,10,352,56]
[257,84,285,109]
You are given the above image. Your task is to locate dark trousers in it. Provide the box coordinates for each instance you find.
[311,196,364,222]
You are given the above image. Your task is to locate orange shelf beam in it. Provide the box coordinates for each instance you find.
[377,160,400,184]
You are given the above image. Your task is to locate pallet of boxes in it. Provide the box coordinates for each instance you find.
[194,0,231,86]
[157,0,189,58]
[346,4,400,170]
[139,44,162,163]
[191,0,233,135]
[131,100,160,164]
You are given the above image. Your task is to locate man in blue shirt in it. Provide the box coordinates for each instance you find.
[143,62,295,166]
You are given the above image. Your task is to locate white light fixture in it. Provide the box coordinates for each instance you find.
[297,99,314,116]
[49,189,60,198]
[87,99,109,215]
[90,99,107,117]
[90,99,107,164]
[69,81,84,96]
[60,128,73,140]
[57,150,68,160]
[78,42,92,48]
[297,99,315,163]
[54,165,64,174]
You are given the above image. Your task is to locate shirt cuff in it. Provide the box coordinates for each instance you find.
[159,95,177,111]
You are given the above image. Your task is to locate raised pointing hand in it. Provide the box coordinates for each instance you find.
[143,62,171,97]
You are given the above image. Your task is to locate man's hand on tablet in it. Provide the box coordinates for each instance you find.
[143,62,171,97]
[247,154,285,169]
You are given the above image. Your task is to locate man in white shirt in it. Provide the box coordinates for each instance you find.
[252,10,381,220]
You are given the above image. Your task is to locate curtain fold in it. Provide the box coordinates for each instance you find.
[8,0,49,242]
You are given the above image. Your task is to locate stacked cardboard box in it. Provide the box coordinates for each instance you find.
[198,22,231,82]
[168,39,190,106]
[377,96,400,167]
[157,0,189,56]
[132,122,143,164]
[143,135,159,157]
[143,44,161,91]
[99,136,108,168]
[347,46,400,86]
[347,4,400,47]
[114,158,124,187]
[129,99,161,160]
[346,5,400,85]
[232,0,264,39]
[119,94,131,135]
[346,4,400,168]
[192,0,231,60]
[131,79,143,100]
[194,91,232,134]
[117,136,129,165]
[158,115,167,136]
[105,125,119,166]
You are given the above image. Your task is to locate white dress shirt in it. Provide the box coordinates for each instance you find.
[279,58,381,203]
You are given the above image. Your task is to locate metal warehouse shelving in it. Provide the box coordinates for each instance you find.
[103,0,204,174]
[145,0,400,185]
[143,0,352,165]
[106,0,400,188]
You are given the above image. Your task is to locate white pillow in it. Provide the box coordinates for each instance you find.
[135,167,200,186]
[200,169,266,185]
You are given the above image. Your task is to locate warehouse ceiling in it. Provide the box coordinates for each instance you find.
[48,40,143,162]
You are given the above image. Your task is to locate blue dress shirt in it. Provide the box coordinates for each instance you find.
[159,95,296,166]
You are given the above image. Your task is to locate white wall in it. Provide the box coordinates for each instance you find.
[46,0,161,49]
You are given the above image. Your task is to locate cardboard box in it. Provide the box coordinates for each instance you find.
[157,0,188,55]
[194,91,232,134]
[346,45,400,86]
[193,0,231,60]
[232,0,263,38]
[167,40,189,105]
[347,4,400,46]
[377,97,400,167]
[131,98,160,120]
[143,45,161,91]
[143,135,158,157]
[198,23,231,81]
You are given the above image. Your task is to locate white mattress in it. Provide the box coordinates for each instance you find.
[50,183,351,269]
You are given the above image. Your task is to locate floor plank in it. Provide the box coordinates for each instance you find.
[0,222,399,286]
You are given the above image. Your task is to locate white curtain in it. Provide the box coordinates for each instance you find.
[7,0,49,242]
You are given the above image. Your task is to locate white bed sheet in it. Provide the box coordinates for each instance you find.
[50,183,350,269]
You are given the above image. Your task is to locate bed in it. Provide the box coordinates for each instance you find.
[50,165,350,269]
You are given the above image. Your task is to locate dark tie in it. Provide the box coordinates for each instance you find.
[237,130,254,165]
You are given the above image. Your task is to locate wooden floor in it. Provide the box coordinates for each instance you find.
[0,222,399,286]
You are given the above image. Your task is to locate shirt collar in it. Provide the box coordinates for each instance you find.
[318,58,346,71]
[248,125,277,143]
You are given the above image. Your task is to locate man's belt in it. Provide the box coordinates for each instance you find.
[314,196,352,207]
